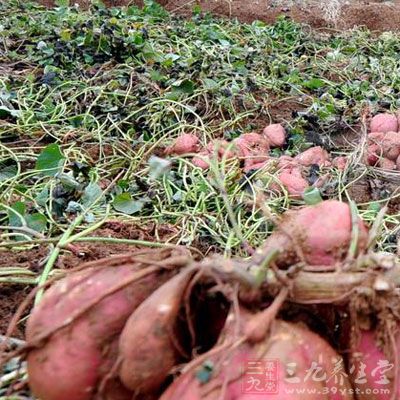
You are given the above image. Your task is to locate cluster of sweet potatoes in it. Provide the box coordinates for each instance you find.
[365,112,400,170]
[23,200,400,399]
[165,124,348,198]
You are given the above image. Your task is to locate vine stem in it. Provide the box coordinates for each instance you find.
[34,213,85,305]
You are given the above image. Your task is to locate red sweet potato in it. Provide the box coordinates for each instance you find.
[294,146,331,167]
[206,139,236,160]
[263,123,286,148]
[368,131,400,161]
[118,268,198,395]
[396,154,400,170]
[370,113,398,133]
[260,200,369,267]
[243,160,270,172]
[278,155,298,170]
[160,315,354,399]
[191,140,236,170]
[365,143,382,166]
[350,329,400,399]
[378,158,396,170]
[165,134,199,155]
[192,151,210,169]
[278,170,309,197]
[332,156,348,171]
[26,260,173,400]
[234,133,270,169]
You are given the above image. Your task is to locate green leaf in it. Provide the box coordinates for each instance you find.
[113,193,144,215]
[0,164,17,181]
[26,213,47,232]
[57,173,80,189]
[303,78,325,90]
[66,201,82,213]
[149,69,165,82]
[171,79,195,95]
[148,156,171,180]
[368,202,381,214]
[81,183,103,207]
[192,4,202,15]
[55,0,69,6]
[117,180,130,190]
[36,187,49,207]
[35,144,65,177]
[0,105,20,119]
[303,187,323,205]
[203,78,218,90]
[60,29,71,41]
[8,202,26,228]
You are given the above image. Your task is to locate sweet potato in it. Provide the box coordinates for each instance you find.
[206,139,236,160]
[243,160,270,172]
[365,143,381,166]
[370,113,398,133]
[260,200,369,267]
[332,156,348,171]
[118,268,198,395]
[396,154,400,170]
[192,151,210,169]
[351,329,400,399]
[278,170,309,197]
[234,133,270,168]
[368,131,400,161]
[160,314,354,399]
[263,123,286,148]
[191,140,236,170]
[26,257,174,400]
[294,146,331,167]
[165,134,199,155]
[378,157,396,170]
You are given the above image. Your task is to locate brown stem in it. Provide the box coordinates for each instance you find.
[244,287,289,343]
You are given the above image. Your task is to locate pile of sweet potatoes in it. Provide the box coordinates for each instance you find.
[164,123,349,198]
[17,200,400,400]
[365,112,400,170]
[165,111,400,201]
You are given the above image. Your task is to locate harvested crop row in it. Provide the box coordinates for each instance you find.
[12,200,400,400]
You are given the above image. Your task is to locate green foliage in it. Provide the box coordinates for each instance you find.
[113,193,144,215]
[1,1,399,254]
[35,144,65,177]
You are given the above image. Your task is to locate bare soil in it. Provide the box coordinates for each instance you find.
[37,0,400,32]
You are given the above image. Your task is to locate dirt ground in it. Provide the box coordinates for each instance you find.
[37,0,400,32]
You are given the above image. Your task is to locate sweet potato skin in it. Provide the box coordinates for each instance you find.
[278,170,309,197]
[294,146,331,167]
[234,133,270,169]
[118,269,197,394]
[351,330,399,399]
[160,320,354,399]
[263,123,286,148]
[370,113,398,133]
[26,264,171,400]
[261,200,369,267]
[165,134,199,155]
[332,156,348,171]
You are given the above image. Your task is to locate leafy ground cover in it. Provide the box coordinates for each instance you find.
[1,0,400,337]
